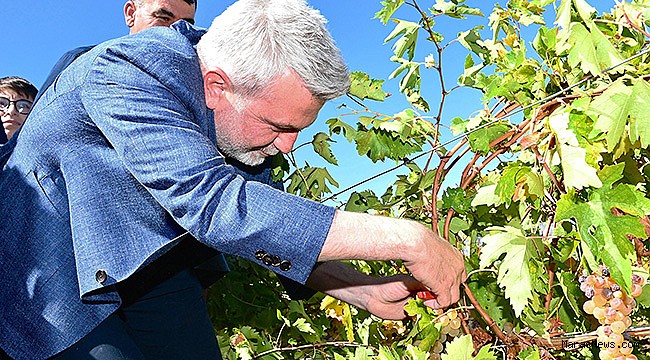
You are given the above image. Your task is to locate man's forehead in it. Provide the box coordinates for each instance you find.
[141,0,196,9]
[0,90,32,100]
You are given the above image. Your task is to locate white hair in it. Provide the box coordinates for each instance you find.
[196,0,350,102]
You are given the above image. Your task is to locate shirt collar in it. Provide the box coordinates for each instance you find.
[171,20,207,46]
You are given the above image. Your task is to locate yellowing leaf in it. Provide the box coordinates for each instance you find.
[320,296,355,341]
[479,226,540,317]
[548,112,602,190]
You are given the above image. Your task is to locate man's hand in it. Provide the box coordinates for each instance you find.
[319,210,467,311]
[402,226,466,309]
[307,262,429,320]
[362,274,427,319]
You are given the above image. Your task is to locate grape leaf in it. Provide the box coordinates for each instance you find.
[588,79,650,151]
[467,123,510,155]
[286,166,339,199]
[558,271,583,317]
[466,273,512,328]
[354,128,422,163]
[327,117,357,142]
[441,335,497,360]
[320,296,354,342]
[311,132,338,165]
[565,22,624,76]
[270,153,290,182]
[431,1,483,19]
[375,0,405,25]
[517,346,541,360]
[471,184,501,207]
[555,164,650,292]
[479,226,540,317]
[384,19,420,60]
[495,164,544,205]
[349,71,388,102]
[548,112,602,190]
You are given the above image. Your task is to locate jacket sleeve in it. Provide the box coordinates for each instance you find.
[78,28,334,285]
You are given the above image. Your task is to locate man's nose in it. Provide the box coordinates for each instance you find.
[273,132,299,154]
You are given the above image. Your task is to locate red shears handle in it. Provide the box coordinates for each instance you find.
[416,290,437,300]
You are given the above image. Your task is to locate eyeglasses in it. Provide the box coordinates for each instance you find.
[0,97,33,115]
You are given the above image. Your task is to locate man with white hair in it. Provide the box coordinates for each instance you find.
[0,0,466,359]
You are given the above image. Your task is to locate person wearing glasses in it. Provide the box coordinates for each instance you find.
[0,77,37,143]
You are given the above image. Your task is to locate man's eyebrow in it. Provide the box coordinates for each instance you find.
[266,119,302,132]
[152,8,175,18]
[152,8,195,25]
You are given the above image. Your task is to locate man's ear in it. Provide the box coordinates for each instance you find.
[124,1,136,28]
[203,68,233,110]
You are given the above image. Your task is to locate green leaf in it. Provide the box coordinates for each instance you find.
[441,187,472,214]
[565,22,625,76]
[471,184,501,207]
[349,71,388,101]
[450,116,469,136]
[441,335,497,360]
[554,0,572,29]
[458,27,489,62]
[384,19,420,60]
[548,112,602,189]
[406,344,429,360]
[327,117,357,142]
[311,132,338,165]
[495,163,544,205]
[286,166,339,199]
[270,153,290,182]
[440,335,474,360]
[558,271,583,316]
[467,123,510,155]
[431,1,483,19]
[555,164,650,292]
[375,0,405,25]
[518,346,541,360]
[479,226,540,317]
[588,79,650,151]
[354,128,422,163]
[292,318,316,334]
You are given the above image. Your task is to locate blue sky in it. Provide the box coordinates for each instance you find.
[1,1,616,204]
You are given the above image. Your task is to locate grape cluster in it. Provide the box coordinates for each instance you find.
[429,309,462,359]
[579,267,645,360]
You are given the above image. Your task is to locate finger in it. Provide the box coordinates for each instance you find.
[423,298,442,309]
[448,282,461,304]
[431,286,453,308]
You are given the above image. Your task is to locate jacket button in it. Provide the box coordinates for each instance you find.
[255,250,266,260]
[95,270,108,284]
[279,261,292,271]
[270,255,281,267]
[262,254,274,266]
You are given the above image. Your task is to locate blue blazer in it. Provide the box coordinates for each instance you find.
[0,23,334,359]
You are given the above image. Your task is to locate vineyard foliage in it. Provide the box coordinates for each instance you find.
[207,0,650,359]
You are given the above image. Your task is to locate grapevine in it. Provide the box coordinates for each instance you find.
[208,1,650,359]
